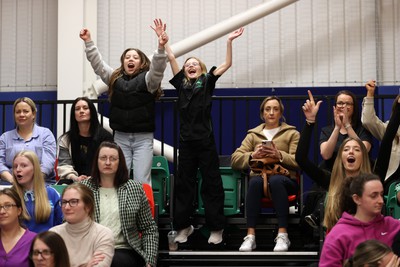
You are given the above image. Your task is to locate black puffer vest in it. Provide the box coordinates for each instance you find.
[109,72,156,133]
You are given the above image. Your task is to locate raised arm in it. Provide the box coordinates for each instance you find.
[150,19,180,75]
[361,80,387,140]
[296,91,331,189]
[79,28,114,85]
[146,18,168,94]
[79,28,92,43]
[375,97,400,184]
[213,28,244,76]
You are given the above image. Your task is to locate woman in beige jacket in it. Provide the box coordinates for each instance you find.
[231,96,300,252]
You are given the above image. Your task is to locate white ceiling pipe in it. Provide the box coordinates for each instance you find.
[169,0,299,57]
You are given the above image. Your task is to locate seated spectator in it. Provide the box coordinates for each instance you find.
[319,173,400,267]
[81,141,158,267]
[0,97,56,184]
[57,97,113,183]
[12,150,63,232]
[319,90,372,172]
[49,183,114,267]
[296,91,372,231]
[362,80,400,188]
[30,231,70,267]
[343,239,400,267]
[0,187,36,267]
[231,96,300,252]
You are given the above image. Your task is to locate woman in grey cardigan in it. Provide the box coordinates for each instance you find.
[57,97,113,183]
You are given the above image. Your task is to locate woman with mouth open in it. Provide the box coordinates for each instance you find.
[296,90,372,232]
[319,173,400,267]
[79,18,169,185]
[11,150,63,233]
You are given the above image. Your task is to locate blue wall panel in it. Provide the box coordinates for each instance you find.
[1,86,399,194]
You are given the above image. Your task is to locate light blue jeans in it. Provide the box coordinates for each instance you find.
[114,131,153,185]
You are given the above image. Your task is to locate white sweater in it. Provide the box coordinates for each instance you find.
[50,217,115,267]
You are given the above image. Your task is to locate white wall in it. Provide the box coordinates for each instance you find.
[0,0,399,94]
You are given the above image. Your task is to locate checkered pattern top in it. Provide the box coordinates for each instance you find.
[82,179,159,266]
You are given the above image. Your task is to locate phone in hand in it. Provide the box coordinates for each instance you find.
[262,140,272,148]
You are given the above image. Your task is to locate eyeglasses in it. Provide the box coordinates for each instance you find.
[336,101,354,107]
[0,204,17,211]
[184,62,199,68]
[61,199,80,207]
[31,249,53,259]
[99,156,119,162]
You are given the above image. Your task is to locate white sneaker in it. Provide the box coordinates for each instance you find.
[174,225,194,243]
[273,233,290,252]
[208,229,224,244]
[239,234,256,252]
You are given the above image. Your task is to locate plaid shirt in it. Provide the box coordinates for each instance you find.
[82,179,159,266]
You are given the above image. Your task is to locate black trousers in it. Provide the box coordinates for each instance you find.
[111,249,145,267]
[246,175,298,228]
[174,136,225,231]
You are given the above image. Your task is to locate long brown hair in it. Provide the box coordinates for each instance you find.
[323,138,371,230]
[90,141,129,188]
[108,48,150,100]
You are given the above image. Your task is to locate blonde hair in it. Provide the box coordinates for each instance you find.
[323,138,371,231]
[182,57,207,87]
[343,239,392,267]
[13,97,37,123]
[12,151,51,223]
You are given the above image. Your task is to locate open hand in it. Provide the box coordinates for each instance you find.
[228,28,244,42]
[150,18,166,37]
